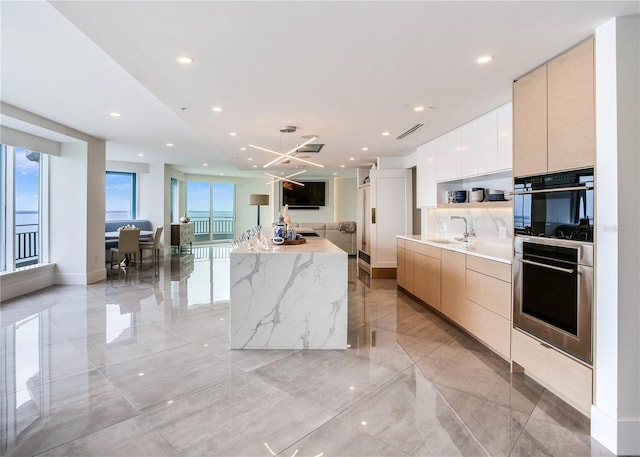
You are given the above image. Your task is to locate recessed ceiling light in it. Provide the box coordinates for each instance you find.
[361,421,367,426]
[166,143,174,147]
[340,164,345,168]
[253,165,258,168]
[248,157,253,161]
[475,54,494,64]
[220,173,224,176]
[382,132,390,136]
[202,163,208,166]
[349,157,355,161]
[229,132,237,136]
[137,153,144,157]
[109,112,121,117]
[362,147,368,151]
[212,107,223,112]
[414,106,425,112]
[240,147,246,151]
[333,172,338,176]
[138,372,145,377]
[177,55,193,64]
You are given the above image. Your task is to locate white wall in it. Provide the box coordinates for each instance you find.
[592,15,640,456]
[0,103,107,292]
[271,177,358,224]
[333,177,357,222]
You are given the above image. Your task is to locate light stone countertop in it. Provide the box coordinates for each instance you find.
[397,235,513,264]
[232,236,347,255]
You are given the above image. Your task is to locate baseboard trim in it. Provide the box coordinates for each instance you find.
[591,405,640,455]
[371,267,396,279]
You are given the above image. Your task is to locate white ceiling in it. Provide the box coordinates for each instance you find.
[2,1,638,178]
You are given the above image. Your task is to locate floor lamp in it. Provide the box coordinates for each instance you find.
[248,194,270,226]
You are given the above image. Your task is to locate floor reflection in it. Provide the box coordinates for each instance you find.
[0,245,613,457]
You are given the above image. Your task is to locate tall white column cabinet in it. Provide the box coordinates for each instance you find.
[357,168,412,278]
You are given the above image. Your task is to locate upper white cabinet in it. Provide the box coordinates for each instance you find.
[416,102,513,207]
[416,141,437,208]
[436,129,462,182]
[497,103,513,171]
[463,110,499,176]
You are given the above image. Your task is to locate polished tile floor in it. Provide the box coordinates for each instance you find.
[1,245,613,457]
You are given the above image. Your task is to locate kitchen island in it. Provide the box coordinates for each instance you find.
[229,237,348,349]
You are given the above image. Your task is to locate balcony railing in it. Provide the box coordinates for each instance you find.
[16,224,39,267]
[190,216,235,241]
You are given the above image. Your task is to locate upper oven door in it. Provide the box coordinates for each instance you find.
[514,172,594,240]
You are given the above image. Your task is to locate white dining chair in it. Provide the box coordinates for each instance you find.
[110,228,140,274]
[139,226,163,274]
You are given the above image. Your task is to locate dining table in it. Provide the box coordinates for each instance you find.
[105,230,153,241]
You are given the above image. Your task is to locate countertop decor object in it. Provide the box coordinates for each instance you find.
[179,214,191,223]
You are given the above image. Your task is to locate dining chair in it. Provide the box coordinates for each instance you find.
[139,226,163,273]
[110,228,140,273]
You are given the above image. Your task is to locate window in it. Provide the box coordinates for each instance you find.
[105,171,136,220]
[0,145,47,271]
[186,181,235,242]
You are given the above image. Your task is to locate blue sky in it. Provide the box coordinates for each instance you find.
[187,181,234,214]
[15,148,40,212]
[14,147,235,216]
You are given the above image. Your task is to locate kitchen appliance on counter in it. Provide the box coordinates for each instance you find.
[513,168,594,241]
[513,236,593,363]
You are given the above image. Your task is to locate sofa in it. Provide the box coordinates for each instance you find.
[289,221,357,255]
[105,219,153,250]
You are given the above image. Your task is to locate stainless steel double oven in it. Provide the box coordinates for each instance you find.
[513,168,594,364]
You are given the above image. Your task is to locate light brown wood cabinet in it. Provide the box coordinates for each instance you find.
[396,239,415,293]
[512,328,592,417]
[513,65,548,177]
[547,37,595,172]
[513,36,594,176]
[396,239,512,361]
[465,256,512,359]
[413,243,441,310]
[440,249,466,324]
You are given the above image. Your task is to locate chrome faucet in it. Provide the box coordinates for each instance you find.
[450,216,469,242]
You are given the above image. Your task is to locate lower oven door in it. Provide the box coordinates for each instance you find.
[514,249,593,363]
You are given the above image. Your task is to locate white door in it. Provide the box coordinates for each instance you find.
[370,169,412,269]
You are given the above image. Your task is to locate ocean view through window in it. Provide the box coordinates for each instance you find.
[106,171,136,220]
[186,181,235,242]
[1,145,44,271]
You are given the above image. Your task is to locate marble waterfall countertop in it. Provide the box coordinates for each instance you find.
[229,237,348,349]
[397,235,513,264]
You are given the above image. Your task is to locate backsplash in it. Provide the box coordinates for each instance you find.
[425,206,513,248]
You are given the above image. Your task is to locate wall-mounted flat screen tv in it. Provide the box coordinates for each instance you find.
[282,181,326,208]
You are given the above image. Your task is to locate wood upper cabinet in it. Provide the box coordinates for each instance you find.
[513,36,594,177]
[513,64,548,177]
[547,37,595,172]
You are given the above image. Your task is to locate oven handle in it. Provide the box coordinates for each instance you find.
[513,185,592,195]
[520,259,576,274]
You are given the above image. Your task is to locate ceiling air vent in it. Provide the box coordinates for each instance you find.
[396,124,424,140]
[296,144,324,153]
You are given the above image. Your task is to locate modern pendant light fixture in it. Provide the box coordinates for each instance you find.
[264,169,307,187]
[249,126,324,169]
